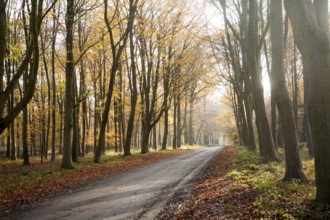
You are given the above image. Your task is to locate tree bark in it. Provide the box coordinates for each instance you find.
[248,0,277,162]
[172,99,177,149]
[124,27,138,156]
[188,88,194,145]
[94,0,136,163]
[270,0,306,181]
[0,0,43,135]
[0,0,6,101]
[51,4,59,161]
[22,70,29,165]
[285,0,330,203]
[61,0,75,169]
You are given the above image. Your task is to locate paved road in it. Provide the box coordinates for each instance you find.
[4,146,224,220]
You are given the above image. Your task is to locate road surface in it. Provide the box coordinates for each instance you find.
[4,146,224,220]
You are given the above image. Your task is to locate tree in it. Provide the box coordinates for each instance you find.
[215,0,257,151]
[51,2,60,161]
[94,0,137,163]
[269,0,306,181]
[0,0,47,135]
[61,0,75,169]
[123,24,138,156]
[247,0,277,162]
[284,0,330,204]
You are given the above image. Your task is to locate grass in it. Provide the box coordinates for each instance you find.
[226,146,330,219]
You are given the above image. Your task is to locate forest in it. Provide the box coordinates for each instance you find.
[1,0,330,217]
[0,0,224,165]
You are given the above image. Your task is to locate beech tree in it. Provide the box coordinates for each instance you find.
[0,0,49,134]
[61,0,75,169]
[269,0,306,181]
[94,0,137,163]
[284,0,330,204]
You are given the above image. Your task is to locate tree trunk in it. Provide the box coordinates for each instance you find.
[58,97,63,154]
[172,100,177,149]
[248,0,277,162]
[184,95,189,145]
[285,0,330,203]
[61,0,75,169]
[303,77,314,158]
[161,69,170,150]
[0,0,6,105]
[141,122,150,154]
[152,126,157,150]
[0,1,42,135]
[271,95,277,148]
[124,30,138,156]
[270,0,306,181]
[188,91,194,145]
[94,0,136,163]
[51,4,58,161]
[177,94,182,148]
[114,100,119,153]
[162,108,169,150]
[10,92,16,160]
[22,70,29,165]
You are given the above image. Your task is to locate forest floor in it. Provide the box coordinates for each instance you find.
[157,146,330,219]
[0,147,199,216]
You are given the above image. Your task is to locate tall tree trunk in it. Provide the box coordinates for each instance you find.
[172,100,177,149]
[78,12,86,158]
[51,4,58,161]
[161,73,170,150]
[0,0,6,107]
[114,99,119,153]
[72,99,79,162]
[292,45,299,128]
[177,94,182,148]
[80,61,86,157]
[303,72,314,158]
[58,96,63,154]
[162,108,169,150]
[152,126,157,150]
[188,89,194,145]
[248,0,277,162]
[61,0,75,169]
[271,95,277,148]
[285,0,330,203]
[22,69,29,165]
[0,1,42,135]
[10,91,16,160]
[184,94,189,145]
[124,28,138,156]
[270,0,306,181]
[237,0,256,151]
[94,0,136,163]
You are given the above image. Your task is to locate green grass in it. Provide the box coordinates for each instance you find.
[226,146,328,219]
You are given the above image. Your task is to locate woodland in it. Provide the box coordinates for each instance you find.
[1,0,330,216]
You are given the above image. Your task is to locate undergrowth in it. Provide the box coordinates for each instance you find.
[228,146,330,219]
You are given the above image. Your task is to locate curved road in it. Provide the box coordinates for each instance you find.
[4,146,224,220]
